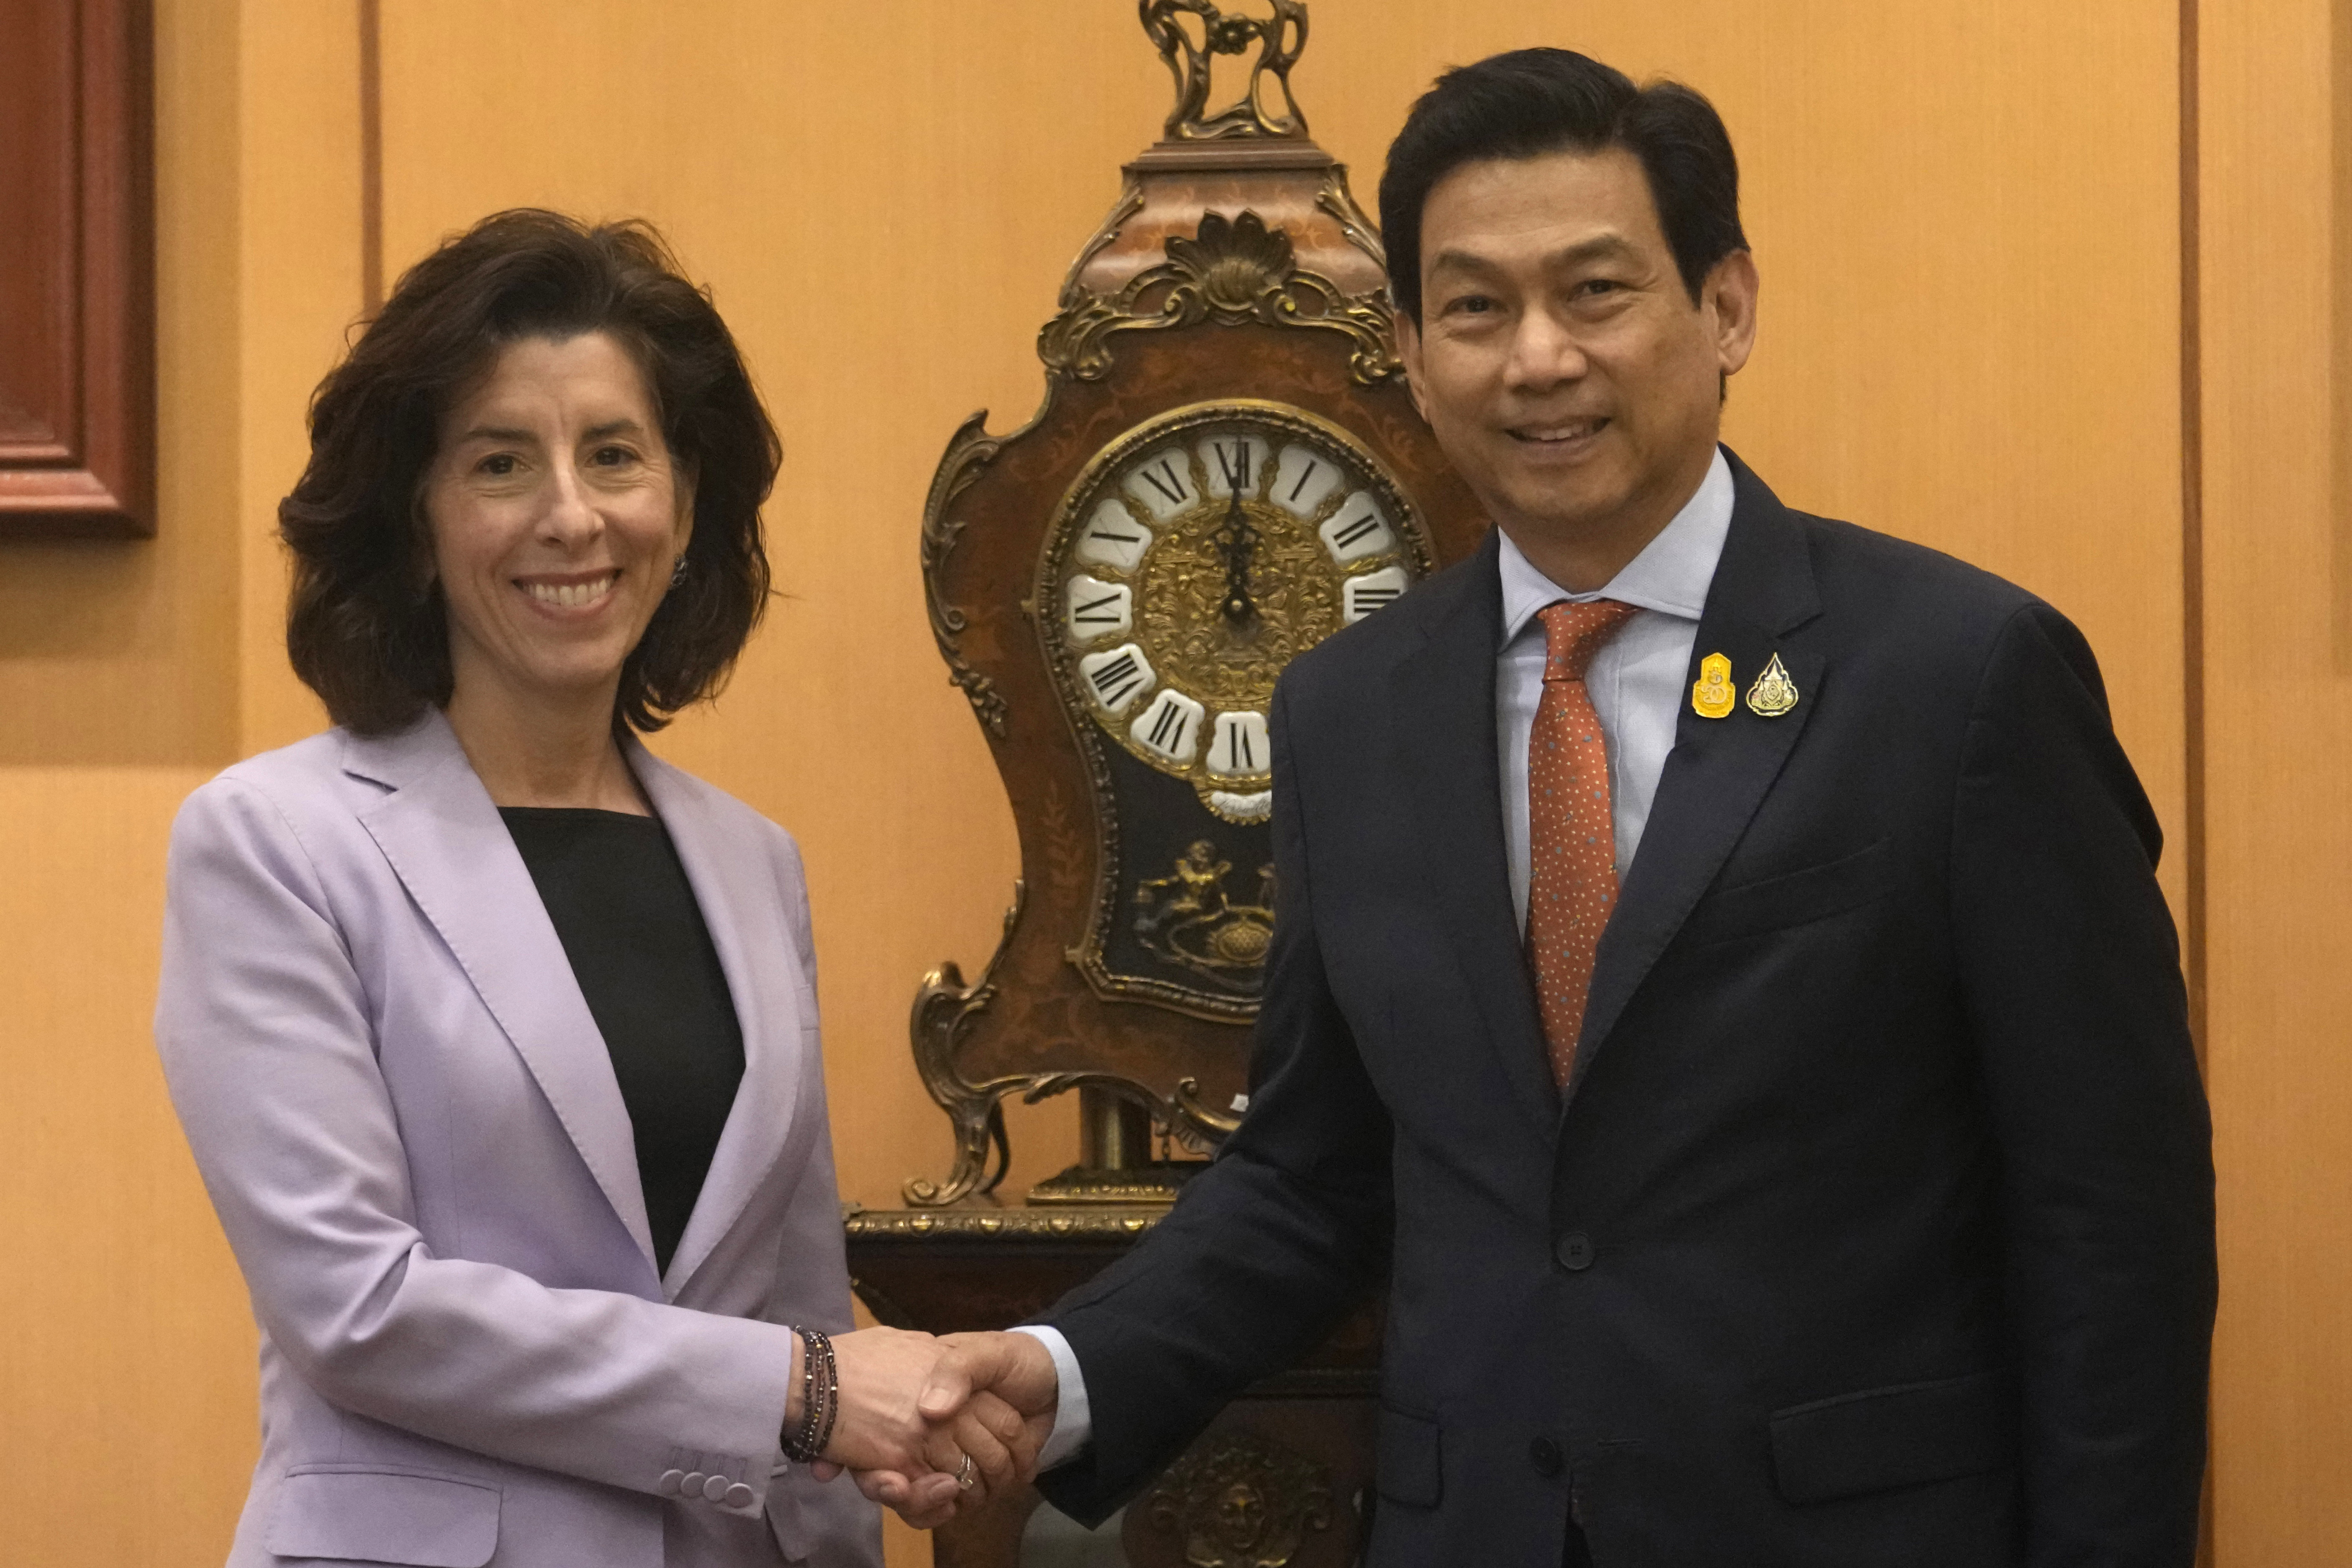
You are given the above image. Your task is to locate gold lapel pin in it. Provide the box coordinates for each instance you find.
[1746,652,1800,717]
[1690,652,1736,719]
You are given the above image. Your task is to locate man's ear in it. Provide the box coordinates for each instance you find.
[1394,305,1431,424]
[1705,249,1760,379]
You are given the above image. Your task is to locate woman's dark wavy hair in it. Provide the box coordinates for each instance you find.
[281,209,779,736]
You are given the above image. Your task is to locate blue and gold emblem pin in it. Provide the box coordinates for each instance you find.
[1745,652,1800,717]
[1690,652,1736,719]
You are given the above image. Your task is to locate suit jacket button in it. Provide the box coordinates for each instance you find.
[702,1474,733,1503]
[1555,1232,1595,1270]
[1529,1437,1563,1477]
[680,1471,707,1496]
[657,1469,686,1496]
[725,1482,756,1509]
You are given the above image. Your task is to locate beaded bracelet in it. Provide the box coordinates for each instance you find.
[780,1327,837,1464]
[809,1328,840,1459]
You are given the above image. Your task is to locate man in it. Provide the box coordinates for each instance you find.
[882,48,2215,1565]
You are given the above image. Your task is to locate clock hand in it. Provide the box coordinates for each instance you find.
[1214,488,1259,628]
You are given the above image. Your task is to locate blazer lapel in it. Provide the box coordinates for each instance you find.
[632,743,808,1300]
[1391,531,1560,1141]
[344,712,658,1271]
[1565,453,1825,1106]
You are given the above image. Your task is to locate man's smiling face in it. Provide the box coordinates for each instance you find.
[1397,146,1756,586]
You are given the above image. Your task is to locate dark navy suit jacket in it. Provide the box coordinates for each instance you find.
[1038,453,2215,1567]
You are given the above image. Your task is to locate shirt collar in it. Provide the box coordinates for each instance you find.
[1496,446,1734,648]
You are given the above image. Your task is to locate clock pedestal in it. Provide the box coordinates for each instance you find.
[1027,1086,1199,1206]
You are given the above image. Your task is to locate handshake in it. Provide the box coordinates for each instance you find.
[812,1326,1063,1528]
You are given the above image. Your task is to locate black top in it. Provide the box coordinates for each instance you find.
[501,807,745,1276]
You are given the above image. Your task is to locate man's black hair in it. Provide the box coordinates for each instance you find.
[1378,48,1748,321]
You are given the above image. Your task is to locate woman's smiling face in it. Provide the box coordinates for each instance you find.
[423,331,692,715]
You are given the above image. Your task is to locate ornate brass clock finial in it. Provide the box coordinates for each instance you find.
[1142,0,1310,141]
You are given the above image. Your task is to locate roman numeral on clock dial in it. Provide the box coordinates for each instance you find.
[1207,710,1270,779]
[1079,642,1155,715]
[1201,435,1270,499]
[1129,688,1206,765]
[1072,498,1152,573]
[1343,565,1409,623]
[1064,574,1133,644]
[1122,448,1199,521]
[1270,442,1346,518]
[1319,492,1397,565]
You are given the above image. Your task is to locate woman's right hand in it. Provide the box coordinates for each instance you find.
[811,1326,1044,1512]
[804,1326,942,1475]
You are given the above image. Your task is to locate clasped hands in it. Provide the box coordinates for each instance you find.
[811,1327,1061,1527]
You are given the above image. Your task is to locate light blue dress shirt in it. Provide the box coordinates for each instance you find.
[1014,449,1736,1472]
[1497,448,1734,925]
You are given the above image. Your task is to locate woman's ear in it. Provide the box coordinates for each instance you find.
[408,488,442,602]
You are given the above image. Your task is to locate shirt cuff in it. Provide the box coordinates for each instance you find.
[1010,1324,1092,1472]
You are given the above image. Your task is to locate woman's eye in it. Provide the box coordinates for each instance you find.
[590,445,637,468]
[478,453,520,476]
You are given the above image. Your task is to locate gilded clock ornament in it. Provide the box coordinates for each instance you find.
[1141,1428,1335,1568]
[1142,0,1308,142]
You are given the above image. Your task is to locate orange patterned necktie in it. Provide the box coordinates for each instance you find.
[1526,599,1641,1089]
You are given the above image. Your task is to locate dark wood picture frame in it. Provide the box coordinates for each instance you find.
[0,0,155,536]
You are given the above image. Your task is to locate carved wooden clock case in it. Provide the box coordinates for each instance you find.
[898,5,1484,1214]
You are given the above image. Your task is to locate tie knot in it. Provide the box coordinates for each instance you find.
[1537,599,1639,682]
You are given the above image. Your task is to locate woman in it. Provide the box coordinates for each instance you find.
[155,211,1022,1568]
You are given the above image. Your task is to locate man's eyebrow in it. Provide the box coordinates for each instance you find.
[1426,233,1643,276]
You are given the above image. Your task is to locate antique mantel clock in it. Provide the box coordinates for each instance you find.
[896,0,1484,1215]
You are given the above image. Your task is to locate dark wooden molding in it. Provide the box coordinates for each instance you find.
[0,0,155,537]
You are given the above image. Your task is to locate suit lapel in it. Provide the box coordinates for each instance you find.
[632,743,808,1299]
[344,713,658,1270]
[1565,453,1825,1106]
[1391,531,1560,1141]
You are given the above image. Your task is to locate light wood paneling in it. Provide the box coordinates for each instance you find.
[2199,0,2352,1560]
[0,767,257,1567]
[235,0,356,757]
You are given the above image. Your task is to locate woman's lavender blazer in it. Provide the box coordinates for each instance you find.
[155,711,882,1568]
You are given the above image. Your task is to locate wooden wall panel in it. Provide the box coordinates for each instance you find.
[0,767,256,1568]
[2199,0,2352,1560]
[232,0,358,759]
[0,0,155,534]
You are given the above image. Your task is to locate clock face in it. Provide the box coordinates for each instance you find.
[1036,400,1432,1018]
[1041,400,1427,825]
